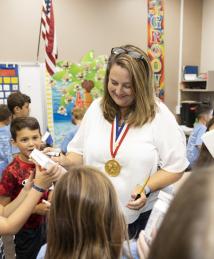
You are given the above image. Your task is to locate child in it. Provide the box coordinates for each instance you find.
[7,91,31,156]
[0,104,12,177]
[0,164,60,258]
[37,166,130,259]
[7,91,31,118]
[0,117,51,259]
[186,103,213,167]
[147,165,214,259]
[60,107,85,154]
[196,117,214,168]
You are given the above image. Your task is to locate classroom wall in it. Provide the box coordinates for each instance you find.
[201,0,214,72]
[0,0,41,62]
[0,0,186,113]
[182,0,203,68]
[164,0,181,113]
[0,0,147,62]
[54,0,147,62]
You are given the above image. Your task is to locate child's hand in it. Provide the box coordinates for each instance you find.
[23,171,35,191]
[137,231,150,259]
[33,202,50,216]
[34,163,62,191]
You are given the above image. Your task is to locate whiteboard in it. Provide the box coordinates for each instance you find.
[19,63,47,133]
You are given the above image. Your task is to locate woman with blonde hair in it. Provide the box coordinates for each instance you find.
[37,166,131,259]
[48,45,189,238]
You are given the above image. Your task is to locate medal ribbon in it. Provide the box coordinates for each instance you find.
[115,115,125,140]
[110,116,129,159]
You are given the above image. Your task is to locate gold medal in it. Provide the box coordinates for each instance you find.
[105,159,121,177]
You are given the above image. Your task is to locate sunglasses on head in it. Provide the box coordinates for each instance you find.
[111,47,150,77]
[111,47,145,62]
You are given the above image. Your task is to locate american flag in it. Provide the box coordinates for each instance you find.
[41,0,57,75]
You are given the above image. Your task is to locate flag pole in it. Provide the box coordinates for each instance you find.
[36,11,43,63]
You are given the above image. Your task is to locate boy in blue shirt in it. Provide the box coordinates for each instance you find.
[0,104,12,177]
[187,104,213,167]
[7,91,31,119]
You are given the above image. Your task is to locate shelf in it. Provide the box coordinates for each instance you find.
[181,80,206,83]
[180,89,214,92]
[179,71,214,119]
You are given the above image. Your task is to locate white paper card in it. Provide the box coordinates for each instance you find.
[29,149,55,169]
[201,129,214,158]
[29,149,67,174]
[41,131,50,142]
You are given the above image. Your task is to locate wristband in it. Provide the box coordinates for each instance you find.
[32,183,46,193]
[144,186,152,198]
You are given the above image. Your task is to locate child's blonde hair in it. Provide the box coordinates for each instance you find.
[45,166,128,259]
[72,107,85,121]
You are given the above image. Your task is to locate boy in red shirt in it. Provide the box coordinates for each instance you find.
[0,117,51,259]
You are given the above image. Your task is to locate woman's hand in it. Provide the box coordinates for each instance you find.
[126,186,147,210]
[43,147,67,166]
[51,152,66,165]
[137,231,149,259]
[42,147,55,154]
[43,148,83,168]
[42,147,61,162]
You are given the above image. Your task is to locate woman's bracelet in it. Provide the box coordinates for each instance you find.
[32,183,46,193]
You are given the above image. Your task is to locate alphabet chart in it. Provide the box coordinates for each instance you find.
[0,64,19,104]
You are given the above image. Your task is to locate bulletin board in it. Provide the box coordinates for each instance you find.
[47,51,107,146]
[0,63,48,133]
[0,64,19,104]
[18,63,47,133]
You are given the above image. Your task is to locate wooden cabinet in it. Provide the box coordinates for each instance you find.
[179,71,214,127]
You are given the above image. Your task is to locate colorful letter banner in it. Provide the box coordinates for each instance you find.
[148,0,164,101]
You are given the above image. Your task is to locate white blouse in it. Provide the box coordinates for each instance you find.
[68,98,189,224]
